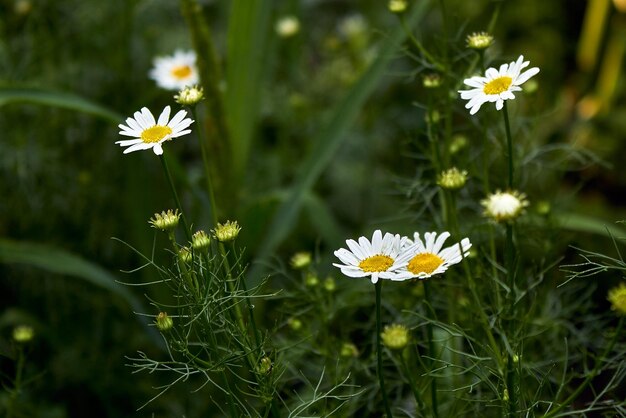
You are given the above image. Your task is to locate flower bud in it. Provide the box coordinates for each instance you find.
[466,32,494,50]
[437,167,468,190]
[149,209,181,231]
[13,325,34,343]
[388,0,408,13]
[174,85,204,105]
[156,312,173,331]
[381,324,409,350]
[213,220,241,243]
[191,230,211,251]
[290,251,312,269]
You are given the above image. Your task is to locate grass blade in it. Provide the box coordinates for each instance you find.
[0,87,122,123]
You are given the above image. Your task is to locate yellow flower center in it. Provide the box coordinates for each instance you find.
[483,76,513,95]
[141,125,172,143]
[170,65,193,80]
[408,253,443,275]
[359,255,394,272]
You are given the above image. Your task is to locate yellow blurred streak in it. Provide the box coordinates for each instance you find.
[578,0,611,71]
[596,21,626,106]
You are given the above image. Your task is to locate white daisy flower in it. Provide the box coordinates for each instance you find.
[459,55,540,115]
[333,230,414,284]
[481,190,529,223]
[149,50,199,91]
[399,232,471,279]
[116,106,194,155]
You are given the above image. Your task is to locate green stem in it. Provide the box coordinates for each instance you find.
[541,316,625,418]
[399,350,425,413]
[423,280,439,418]
[159,153,191,242]
[6,347,25,418]
[191,107,220,228]
[502,101,514,189]
[446,191,504,369]
[375,281,394,418]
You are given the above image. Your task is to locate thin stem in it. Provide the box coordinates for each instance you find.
[159,153,191,242]
[192,106,220,228]
[541,316,625,418]
[6,347,25,418]
[502,102,514,189]
[399,351,425,413]
[423,280,439,418]
[375,281,394,418]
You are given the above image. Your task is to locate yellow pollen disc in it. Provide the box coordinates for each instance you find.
[171,65,193,79]
[359,254,394,273]
[408,253,443,275]
[483,76,513,95]
[141,125,172,143]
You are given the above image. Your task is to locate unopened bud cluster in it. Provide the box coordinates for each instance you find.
[381,324,409,350]
[213,220,241,242]
[466,32,494,50]
[437,167,468,190]
[175,85,204,105]
[149,209,180,231]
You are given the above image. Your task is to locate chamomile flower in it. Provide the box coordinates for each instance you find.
[149,50,199,91]
[333,230,413,284]
[117,106,193,155]
[459,55,540,115]
[399,232,471,279]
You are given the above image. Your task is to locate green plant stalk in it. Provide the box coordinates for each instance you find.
[179,0,228,144]
[541,316,624,418]
[446,191,504,369]
[6,347,25,418]
[503,102,514,189]
[423,280,439,418]
[159,153,192,243]
[375,281,394,418]
[398,15,445,72]
[228,243,261,350]
[502,101,518,416]
[399,350,425,413]
[192,107,220,228]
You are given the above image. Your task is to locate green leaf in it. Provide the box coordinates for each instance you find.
[0,87,123,123]
[557,212,626,238]
[247,1,431,282]
[0,239,162,346]
[225,0,273,183]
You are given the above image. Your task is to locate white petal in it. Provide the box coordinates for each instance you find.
[371,230,383,253]
[495,99,504,110]
[153,143,164,155]
[515,67,540,85]
[170,129,192,139]
[485,68,499,79]
[432,231,451,254]
[141,107,156,126]
[370,273,379,284]
[122,142,153,154]
[168,109,188,128]
[347,239,366,259]
[157,106,171,126]
[115,139,142,146]
[335,248,360,266]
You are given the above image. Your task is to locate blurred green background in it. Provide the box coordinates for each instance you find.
[2,0,626,416]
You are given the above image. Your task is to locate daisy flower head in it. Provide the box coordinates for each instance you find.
[149,50,199,91]
[482,190,529,223]
[459,55,540,115]
[399,231,471,279]
[333,230,413,284]
[117,106,194,155]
